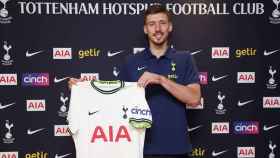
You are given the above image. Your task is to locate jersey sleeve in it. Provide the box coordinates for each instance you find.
[128,85,152,129]
[183,54,200,85]
[67,85,82,135]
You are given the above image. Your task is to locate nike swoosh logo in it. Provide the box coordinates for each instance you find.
[264,49,280,56]
[238,100,254,107]
[212,75,229,82]
[27,128,45,135]
[113,70,120,76]
[212,150,228,157]
[26,50,44,57]
[107,50,124,57]
[0,102,15,109]
[89,110,99,116]
[187,125,203,132]
[191,49,202,55]
[54,77,69,83]
[55,153,72,158]
[263,124,279,131]
[137,66,146,71]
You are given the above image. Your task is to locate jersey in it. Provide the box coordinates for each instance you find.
[67,80,152,158]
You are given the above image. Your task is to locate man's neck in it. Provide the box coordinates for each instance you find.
[149,42,169,59]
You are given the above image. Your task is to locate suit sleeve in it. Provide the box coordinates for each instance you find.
[183,54,200,85]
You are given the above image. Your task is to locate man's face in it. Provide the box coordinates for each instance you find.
[144,13,173,46]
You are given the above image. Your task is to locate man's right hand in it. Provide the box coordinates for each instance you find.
[68,78,83,89]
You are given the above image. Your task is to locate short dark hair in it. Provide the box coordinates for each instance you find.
[144,5,172,24]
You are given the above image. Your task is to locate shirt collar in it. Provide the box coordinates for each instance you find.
[143,47,175,60]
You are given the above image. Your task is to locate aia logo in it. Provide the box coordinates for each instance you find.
[211,122,229,134]
[263,97,280,108]
[237,147,255,158]
[91,125,131,143]
[211,47,230,59]
[0,152,18,158]
[237,72,255,83]
[22,73,49,87]
[26,100,46,111]
[54,125,71,136]
[233,121,259,135]
[0,74,17,86]
[80,73,99,81]
[53,48,72,59]
[199,72,208,85]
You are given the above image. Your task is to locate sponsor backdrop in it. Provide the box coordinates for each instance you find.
[0,0,279,158]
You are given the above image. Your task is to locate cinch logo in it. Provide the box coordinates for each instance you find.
[190,147,205,157]
[199,72,208,85]
[25,151,48,158]
[54,125,70,136]
[211,47,230,59]
[235,48,256,58]
[237,72,255,83]
[131,106,151,116]
[233,121,259,134]
[0,152,18,158]
[186,98,204,110]
[22,73,49,86]
[91,125,131,143]
[26,100,46,111]
[263,97,280,108]
[212,122,229,134]
[80,73,99,81]
[237,147,255,158]
[53,48,72,59]
[79,48,100,59]
[0,74,17,85]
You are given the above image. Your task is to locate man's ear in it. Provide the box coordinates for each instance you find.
[169,23,173,33]
[144,25,148,34]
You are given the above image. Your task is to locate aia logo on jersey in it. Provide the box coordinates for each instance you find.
[91,125,131,143]
[237,147,255,158]
[211,122,229,134]
[237,72,255,83]
[22,73,49,87]
[233,121,259,135]
[54,125,71,136]
[263,97,280,108]
[26,100,46,111]
[199,72,208,85]
[211,47,230,59]
[80,73,99,81]
[0,152,18,158]
[0,74,17,86]
[53,48,72,59]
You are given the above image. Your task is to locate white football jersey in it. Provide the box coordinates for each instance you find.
[67,81,152,158]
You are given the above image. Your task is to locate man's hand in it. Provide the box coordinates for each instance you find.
[68,78,83,89]
[137,71,163,87]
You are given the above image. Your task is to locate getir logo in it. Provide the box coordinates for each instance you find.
[190,147,205,157]
[26,100,46,111]
[0,152,18,158]
[237,72,255,83]
[0,74,17,86]
[91,125,131,143]
[79,48,100,59]
[237,147,255,158]
[80,73,99,81]
[211,47,230,59]
[22,73,49,86]
[233,121,259,134]
[212,122,229,134]
[263,97,280,108]
[53,48,72,59]
[235,48,256,58]
[25,151,48,158]
[54,125,71,136]
[199,72,208,85]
